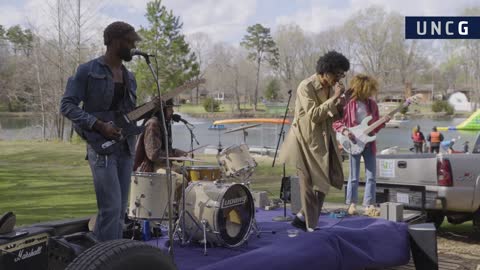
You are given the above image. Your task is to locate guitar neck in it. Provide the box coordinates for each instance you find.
[127,101,156,121]
[126,78,206,121]
[363,103,405,134]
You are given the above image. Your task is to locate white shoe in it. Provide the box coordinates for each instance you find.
[347,203,358,215]
[364,205,380,217]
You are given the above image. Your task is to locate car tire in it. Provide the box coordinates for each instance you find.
[65,239,176,270]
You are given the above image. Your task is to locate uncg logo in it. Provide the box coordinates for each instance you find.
[405,17,480,39]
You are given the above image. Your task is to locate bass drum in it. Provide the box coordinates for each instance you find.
[181,181,254,247]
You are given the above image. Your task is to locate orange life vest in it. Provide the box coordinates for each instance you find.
[412,132,423,143]
[430,131,441,143]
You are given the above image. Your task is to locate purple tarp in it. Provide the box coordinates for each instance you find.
[148,209,410,270]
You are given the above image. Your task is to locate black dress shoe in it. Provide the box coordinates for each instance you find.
[291,216,307,232]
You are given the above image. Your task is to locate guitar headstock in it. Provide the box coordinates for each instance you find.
[405,94,423,105]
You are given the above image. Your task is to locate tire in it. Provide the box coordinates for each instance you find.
[425,211,444,229]
[473,210,480,230]
[65,239,176,270]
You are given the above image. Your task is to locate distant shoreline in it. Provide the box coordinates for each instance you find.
[0,110,470,120]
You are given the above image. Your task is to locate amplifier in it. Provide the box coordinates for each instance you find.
[0,227,52,270]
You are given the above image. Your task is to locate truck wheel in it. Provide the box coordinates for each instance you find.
[65,239,176,270]
[473,211,480,230]
[425,212,444,229]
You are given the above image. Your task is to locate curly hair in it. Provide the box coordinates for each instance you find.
[315,50,350,75]
[349,74,378,101]
[103,21,138,46]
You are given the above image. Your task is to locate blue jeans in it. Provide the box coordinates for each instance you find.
[346,144,376,206]
[87,144,133,241]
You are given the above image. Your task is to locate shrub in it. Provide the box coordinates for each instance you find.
[203,97,220,112]
[431,100,454,115]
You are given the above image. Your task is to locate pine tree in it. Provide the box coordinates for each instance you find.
[133,0,199,102]
[240,24,279,111]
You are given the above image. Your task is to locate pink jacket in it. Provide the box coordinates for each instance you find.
[332,98,383,153]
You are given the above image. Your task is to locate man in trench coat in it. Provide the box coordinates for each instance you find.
[279,51,350,231]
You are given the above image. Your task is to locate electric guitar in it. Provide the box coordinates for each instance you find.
[75,78,206,154]
[336,94,422,155]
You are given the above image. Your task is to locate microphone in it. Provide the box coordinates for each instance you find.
[130,49,155,58]
[172,114,191,125]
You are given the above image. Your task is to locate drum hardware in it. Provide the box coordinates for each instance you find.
[172,165,209,253]
[208,124,226,155]
[224,124,262,144]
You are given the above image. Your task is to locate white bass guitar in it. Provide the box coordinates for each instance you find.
[337,94,422,155]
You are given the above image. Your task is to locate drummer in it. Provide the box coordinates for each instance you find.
[133,98,188,200]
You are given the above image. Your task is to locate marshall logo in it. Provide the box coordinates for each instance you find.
[14,246,43,262]
[221,196,247,208]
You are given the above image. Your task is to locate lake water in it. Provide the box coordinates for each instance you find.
[1,114,478,153]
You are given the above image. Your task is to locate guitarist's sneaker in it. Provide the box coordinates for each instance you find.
[347,203,358,215]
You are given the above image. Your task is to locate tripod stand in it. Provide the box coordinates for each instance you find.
[272,89,294,222]
[173,165,210,255]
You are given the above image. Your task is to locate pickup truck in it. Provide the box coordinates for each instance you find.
[374,133,480,228]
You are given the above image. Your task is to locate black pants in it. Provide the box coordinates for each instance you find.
[414,142,423,153]
[430,144,440,153]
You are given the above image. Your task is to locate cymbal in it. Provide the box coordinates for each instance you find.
[158,156,206,162]
[224,123,262,134]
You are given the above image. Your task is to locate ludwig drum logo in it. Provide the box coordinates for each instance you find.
[405,17,480,39]
[221,196,247,208]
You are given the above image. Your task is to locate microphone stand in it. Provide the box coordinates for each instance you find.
[143,55,175,257]
[272,90,293,222]
[185,123,199,165]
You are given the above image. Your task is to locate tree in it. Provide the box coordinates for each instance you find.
[273,24,310,92]
[240,24,279,111]
[264,79,280,101]
[6,25,33,56]
[133,0,199,103]
[187,32,212,104]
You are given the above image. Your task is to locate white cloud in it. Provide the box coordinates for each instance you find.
[275,0,480,34]
[0,5,24,27]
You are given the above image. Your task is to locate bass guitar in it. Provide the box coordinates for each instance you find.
[75,78,205,154]
[337,94,422,155]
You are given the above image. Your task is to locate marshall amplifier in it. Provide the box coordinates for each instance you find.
[0,227,52,270]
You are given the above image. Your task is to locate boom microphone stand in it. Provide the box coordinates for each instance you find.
[139,52,175,257]
[186,123,199,164]
[272,89,293,222]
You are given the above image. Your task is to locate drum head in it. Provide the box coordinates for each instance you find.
[216,184,254,246]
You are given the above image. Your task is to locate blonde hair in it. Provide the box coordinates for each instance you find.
[349,74,379,101]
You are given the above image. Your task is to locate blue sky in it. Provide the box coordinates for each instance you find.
[0,0,478,43]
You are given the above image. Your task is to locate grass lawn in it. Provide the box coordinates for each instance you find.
[0,141,363,225]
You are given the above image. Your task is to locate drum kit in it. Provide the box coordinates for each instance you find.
[127,124,265,255]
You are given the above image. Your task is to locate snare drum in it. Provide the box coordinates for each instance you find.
[181,181,254,247]
[185,165,222,181]
[128,172,177,220]
[217,144,257,178]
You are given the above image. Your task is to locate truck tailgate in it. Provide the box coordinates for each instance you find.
[376,154,438,185]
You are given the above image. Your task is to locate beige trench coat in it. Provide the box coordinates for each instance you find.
[279,74,344,194]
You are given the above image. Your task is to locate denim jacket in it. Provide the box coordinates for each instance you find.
[60,56,137,155]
